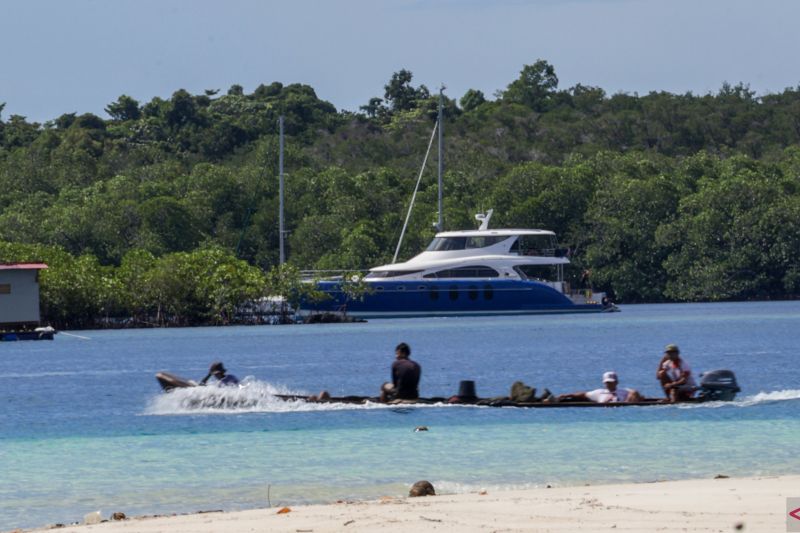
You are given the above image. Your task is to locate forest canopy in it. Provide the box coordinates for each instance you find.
[2,60,800,326]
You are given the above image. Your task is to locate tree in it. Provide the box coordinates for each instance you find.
[360,97,387,118]
[165,89,201,128]
[657,156,800,301]
[503,59,559,112]
[338,271,373,317]
[460,89,486,112]
[105,95,141,121]
[54,113,77,129]
[265,263,327,320]
[138,196,201,254]
[384,69,429,112]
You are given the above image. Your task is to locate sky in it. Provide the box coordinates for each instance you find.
[2,0,800,123]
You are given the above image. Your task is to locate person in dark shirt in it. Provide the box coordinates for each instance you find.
[200,361,240,386]
[380,342,421,402]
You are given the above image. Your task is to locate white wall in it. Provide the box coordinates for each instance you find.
[0,270,42,325]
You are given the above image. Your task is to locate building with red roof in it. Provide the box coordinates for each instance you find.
[0,263,48,328]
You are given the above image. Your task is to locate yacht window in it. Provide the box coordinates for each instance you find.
[427,236,509,251]
[515,265,558,281]
[449,285,459,300]
[429,287,439,300]
[366,270,423,279]
[426,237,467,251]
[465,236,508,248]
[468,286,478,300]
[512,235,558,257]
[423,266,500,278]
[484,285,494,300]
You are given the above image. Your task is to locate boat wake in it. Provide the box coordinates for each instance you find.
[676,389,800,409]
[144,381,800,415]
[144,378,414,415]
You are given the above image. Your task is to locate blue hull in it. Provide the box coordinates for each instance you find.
[301,279,609,318]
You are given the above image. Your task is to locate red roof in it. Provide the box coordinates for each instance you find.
[0,263,48,270]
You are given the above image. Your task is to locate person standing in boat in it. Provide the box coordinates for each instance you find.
[200,361,240,386]
[558,371,642,403]
[657,344,696,402]
[380,343,421,402]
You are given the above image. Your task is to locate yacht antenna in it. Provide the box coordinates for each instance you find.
[437,85,445,232]
[475,209,493,230]
[392,121,439,264]
[278,115,286,264]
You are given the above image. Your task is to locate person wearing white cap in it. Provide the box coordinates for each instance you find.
[559,372,642,403]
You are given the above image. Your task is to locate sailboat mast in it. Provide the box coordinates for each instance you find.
[278,115,285,265]
[437,86,445,232]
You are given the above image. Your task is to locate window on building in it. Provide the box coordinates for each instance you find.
[0,284,10,294]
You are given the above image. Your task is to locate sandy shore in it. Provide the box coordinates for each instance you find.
[28,475,796,533]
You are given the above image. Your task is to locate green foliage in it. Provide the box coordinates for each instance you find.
[383,69,430,112]
[2,61,800,326]
[105,95,141,121]
[338,271,373,316]
[460,89,486,112]
[503,59,559,112]
[0,242,267,327]
[265,263,327,312]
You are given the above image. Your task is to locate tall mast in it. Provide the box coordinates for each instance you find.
[437,86,445,232]
[278,115,285,265]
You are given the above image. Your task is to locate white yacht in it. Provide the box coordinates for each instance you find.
[301,211,615,317]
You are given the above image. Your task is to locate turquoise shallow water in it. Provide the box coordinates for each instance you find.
[1,302,799,529]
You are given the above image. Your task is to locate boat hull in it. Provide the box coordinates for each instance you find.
[0,330,55,341]
[300,279,610,318]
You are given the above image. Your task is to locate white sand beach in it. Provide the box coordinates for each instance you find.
[31,475,797,533]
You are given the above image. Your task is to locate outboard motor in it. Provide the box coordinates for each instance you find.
[696,369,741,402]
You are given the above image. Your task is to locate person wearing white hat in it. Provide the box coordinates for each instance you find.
[559,371,642,403]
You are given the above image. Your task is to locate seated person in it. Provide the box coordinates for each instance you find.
[200,361,240,386]
[558,371,642,403]
[380,342,421,402]
[657,344,696,402]
[307,390,331,402]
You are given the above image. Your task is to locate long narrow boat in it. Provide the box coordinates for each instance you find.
[272,394,696,408]
[155,370,740,408]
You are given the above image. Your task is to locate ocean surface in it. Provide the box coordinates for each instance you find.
[1,301,799,529]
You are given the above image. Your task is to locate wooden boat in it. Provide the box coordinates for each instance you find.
[155,370,740,408]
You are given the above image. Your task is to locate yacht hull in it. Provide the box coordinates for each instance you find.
[301,279,610,318]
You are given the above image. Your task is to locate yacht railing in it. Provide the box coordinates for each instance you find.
[299,270,370,281]
[517,248,557,257]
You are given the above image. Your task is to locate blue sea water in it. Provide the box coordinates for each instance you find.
[1,302,799,529]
